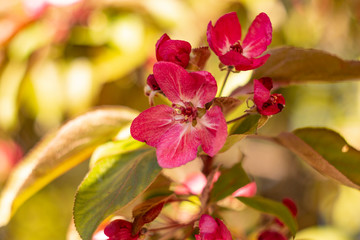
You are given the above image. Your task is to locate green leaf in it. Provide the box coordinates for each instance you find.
[211,162,251,201]
[237,196,298,236]
[90,138,145,168]
[218,134,246,153]
[74,148,161,240]
[0,106,138,227]
[253,47,360,84]
[275,128,360,189]
[230,114,261,135]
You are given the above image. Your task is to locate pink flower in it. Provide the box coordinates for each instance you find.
[207,12,272,71]
[104,219,139,240]
[253,78,285,116]
[196,214,232,240]
[156,33,192,68]
[258,230,287,240]
[131,62,227,168]
[232,181,257,197]
[175,172,208,195]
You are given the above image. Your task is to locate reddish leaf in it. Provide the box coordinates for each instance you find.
[212,97,243,115]
[231,47,360,96]
[253,47,360,82]
[132,195,174,234]
[187,46,211,71]
[274,128,360,189]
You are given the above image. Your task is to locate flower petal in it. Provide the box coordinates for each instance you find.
[216,218,233,240]
[153,62,197,105]
[207,12,242,56]
[156,35,192,68]
[253,78,271,107]
[199,214,218,235]
[183,172,207,195]
[156,123,200,168]
[218,50,252,68]
[242,12,272,58]
[234,54,270,71]
[197,106,228,156]
[130,105,175,147]
[188,71,217,108]
[155,33,171,60]
[257,93,285,116]
[232,182,257,197]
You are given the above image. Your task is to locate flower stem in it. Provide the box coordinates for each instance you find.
[226,113,250,124]
[147,219,197,233]
[217,66,233,97]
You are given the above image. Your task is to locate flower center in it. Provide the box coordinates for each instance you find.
[262,95,284,110]
[173,103,198,124]
[230,42,243,53]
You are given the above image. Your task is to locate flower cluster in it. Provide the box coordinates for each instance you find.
[102,10,290,240]
[131,11,285,169]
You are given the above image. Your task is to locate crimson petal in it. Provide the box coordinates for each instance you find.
[234,54,270,71]
[219,51,252,68]
[154,62,200,105]
[242,12,272,58]
[188,71,217,108]
[207,12,242,56]
[156,123,201,168]
[253,79,271,107]
[130,105,175,147]
[156,35,192,68]
[197,106,228,157]
[216,218,233,240]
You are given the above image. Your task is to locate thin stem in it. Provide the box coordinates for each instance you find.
[147,219,197,233]
[147,223,187,232]
[200,165,220,215]
[217,66,233,97]
[226,113,250,124]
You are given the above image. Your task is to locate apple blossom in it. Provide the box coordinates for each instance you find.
[207,12,272,71]
[131,62,227,168]
[253,77,285,116]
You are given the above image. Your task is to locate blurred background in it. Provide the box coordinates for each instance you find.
[0,0,360,239]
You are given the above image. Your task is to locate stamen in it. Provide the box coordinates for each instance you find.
[230,42,243,53]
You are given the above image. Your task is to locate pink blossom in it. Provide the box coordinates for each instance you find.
[156,33,192,68]
[207,12,272,71]
[253,78,285,116]
[232,181,257,197]
[196,214,232,240]
[258,230,287,240]
[131,62,227,168]
[175,172,208,195]
[104,219,139,240]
